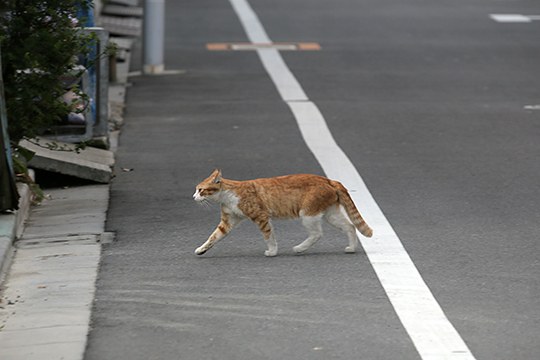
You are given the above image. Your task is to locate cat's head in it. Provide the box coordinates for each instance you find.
[193,169,222,202]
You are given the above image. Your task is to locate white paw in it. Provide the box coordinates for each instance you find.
[345,246,356,254]
[293,245,307,254]
[264,249,278,257]
[195,246,207,255]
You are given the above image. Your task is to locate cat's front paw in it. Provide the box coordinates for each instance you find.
[195,246,207,255]
[264,249,278,257]
[344,246,356,254]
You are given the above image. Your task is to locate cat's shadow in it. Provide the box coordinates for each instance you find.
[195,250,364,260]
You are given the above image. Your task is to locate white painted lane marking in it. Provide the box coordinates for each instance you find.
[289,102,476,359]
[229,0,477,359]
[490,14,534,23]
[230,0,270,43]
[232,43,296,51]
[257,49,309,101]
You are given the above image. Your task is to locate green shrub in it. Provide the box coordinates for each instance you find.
[0,0,94,143]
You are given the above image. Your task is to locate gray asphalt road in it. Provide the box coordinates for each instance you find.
[85,1,540,359]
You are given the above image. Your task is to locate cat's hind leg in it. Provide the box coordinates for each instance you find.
[324,205,359,253]
[293,214,323,254]
[195,212,242,255]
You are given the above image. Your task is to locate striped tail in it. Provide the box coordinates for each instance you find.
[333,181,373,237]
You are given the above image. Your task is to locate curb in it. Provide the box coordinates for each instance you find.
[0,178,33,280]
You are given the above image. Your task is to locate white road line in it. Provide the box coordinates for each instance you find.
[229,0,477,359]
[490,14,532,23]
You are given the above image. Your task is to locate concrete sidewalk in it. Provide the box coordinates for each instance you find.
[0,185,109,360]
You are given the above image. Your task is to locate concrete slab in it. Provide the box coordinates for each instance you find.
[103,5,143,17]
[109,84,126,130]
[0,240,100,359]
[114,50,132,84]
[21,185,109,239]
[17,234,101,248]
[110,37,134,62]
[19,139,114,183]
[109,0,139,6]
[0,308,90,331]
[109,84,127,106]
[0,341,86,360]
[99,16,141,37]
[109,37,135,51]
[0,185,107,360]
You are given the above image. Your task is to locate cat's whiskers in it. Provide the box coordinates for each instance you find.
[198,198,214,209]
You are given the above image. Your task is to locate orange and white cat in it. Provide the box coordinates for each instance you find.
[193,169,373,257]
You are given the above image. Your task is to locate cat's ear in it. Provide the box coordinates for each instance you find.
[212,169,222,184]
